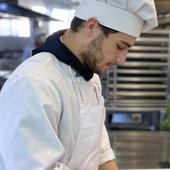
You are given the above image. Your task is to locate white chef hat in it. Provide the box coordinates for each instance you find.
[74,0,158,38]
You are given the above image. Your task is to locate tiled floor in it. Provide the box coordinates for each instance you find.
[108,130,170,169]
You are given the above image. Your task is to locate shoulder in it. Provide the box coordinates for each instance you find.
[10,52,63,80]
[1,52,64,92]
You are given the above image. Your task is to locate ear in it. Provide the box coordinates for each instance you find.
[84,17,99,38]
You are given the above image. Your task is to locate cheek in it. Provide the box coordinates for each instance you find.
[102,45,117,60]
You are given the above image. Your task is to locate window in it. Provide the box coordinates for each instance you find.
[31,5,48,14]
[0,14,31,37]
[49,9,75,34]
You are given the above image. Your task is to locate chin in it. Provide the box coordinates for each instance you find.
[93,66,107,75]
[95,70,106,75]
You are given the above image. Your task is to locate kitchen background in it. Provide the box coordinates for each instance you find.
[0,0,170,169]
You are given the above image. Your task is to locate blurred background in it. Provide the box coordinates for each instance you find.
[0,0,170,169]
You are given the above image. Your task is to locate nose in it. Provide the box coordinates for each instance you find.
[116,51,128,64]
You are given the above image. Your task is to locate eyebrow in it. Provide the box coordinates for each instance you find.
[120,40,133,48]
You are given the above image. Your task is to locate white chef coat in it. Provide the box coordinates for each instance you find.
[0,52,115,170]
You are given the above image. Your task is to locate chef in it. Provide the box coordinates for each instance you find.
[0,0,157,170]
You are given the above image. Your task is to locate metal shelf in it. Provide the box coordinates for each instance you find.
[117,77,167,82]
[127,53,168,59]
[130,46,168,52]
[117,91,166,97]
[122,62,168,67]
[110,84,167,89]
[137,37,169,43]
[117,69,167,74]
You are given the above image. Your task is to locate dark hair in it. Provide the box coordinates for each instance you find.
[70,17,118,37]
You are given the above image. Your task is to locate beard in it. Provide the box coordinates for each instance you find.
[80,33,105,75]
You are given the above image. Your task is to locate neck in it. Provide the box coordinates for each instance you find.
[62,30,85,64]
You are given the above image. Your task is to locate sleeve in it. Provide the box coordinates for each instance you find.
[0,75,72,170]
[99,125,115,165]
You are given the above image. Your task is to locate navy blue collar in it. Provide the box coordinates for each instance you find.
[32,30,94,81]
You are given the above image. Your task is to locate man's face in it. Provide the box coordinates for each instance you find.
[80,31,136,75]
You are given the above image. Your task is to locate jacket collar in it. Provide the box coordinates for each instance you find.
[32,30,94,81]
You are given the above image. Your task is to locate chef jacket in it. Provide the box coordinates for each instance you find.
[0,30,115,170]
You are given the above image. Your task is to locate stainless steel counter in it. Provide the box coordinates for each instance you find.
[109,131,170,169]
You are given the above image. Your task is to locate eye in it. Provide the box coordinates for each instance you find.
[117,43,128,50]
[117,44,124,50]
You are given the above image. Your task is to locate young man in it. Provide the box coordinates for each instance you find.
[0,0,157,170]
